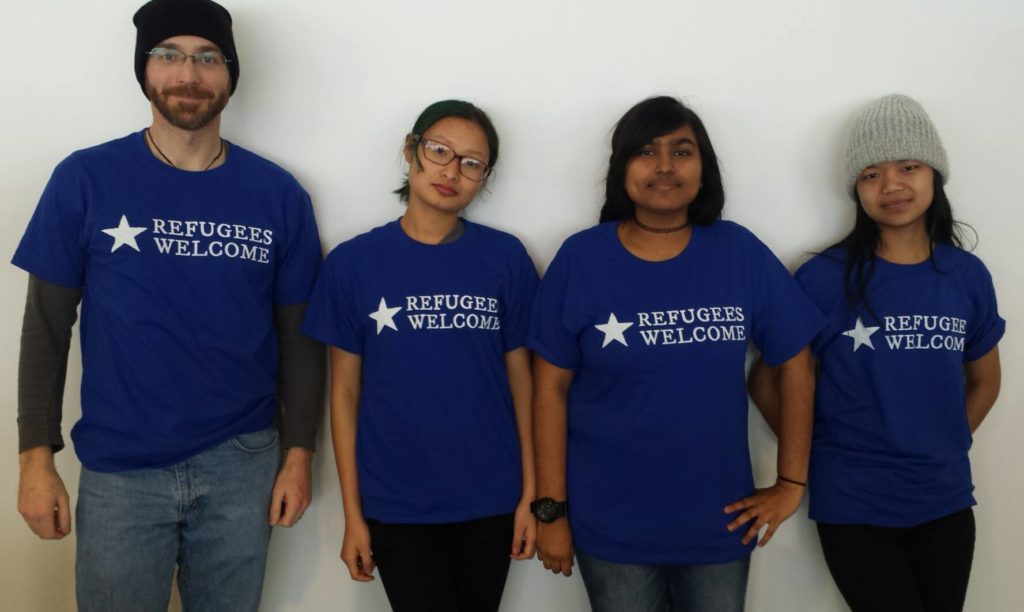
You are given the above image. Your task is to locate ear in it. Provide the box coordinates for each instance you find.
[403,134,415,164]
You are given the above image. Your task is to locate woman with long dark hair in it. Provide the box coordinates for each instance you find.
[749,94,1003,612]
[529,96,822,611]
[302,100,539,612]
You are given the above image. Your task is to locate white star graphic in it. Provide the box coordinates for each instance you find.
[595,313,634,348]
[368,297,402,335]
[843,317,880,351]
[101,214,146,253]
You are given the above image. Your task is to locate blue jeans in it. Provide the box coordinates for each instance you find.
[577,550,750,612]
[75,427,280,612]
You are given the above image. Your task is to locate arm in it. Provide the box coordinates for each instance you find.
[532,355,576,577]
[268,302,326,527]
[726,346,814,546]
[330,347,375,582]
[965,346,1000,433]
[506,347,537,560]
[18,275,80,540]
[747,357,781,436]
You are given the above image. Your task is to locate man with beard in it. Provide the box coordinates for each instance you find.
[12,1,325,610]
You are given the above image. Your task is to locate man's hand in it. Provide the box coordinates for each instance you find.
[19,446,71,539]
[268,447,313,527]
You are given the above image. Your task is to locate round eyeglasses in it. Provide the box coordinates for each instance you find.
[418,138,491,181]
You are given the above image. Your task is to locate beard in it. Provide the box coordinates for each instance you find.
[148,83,229,131]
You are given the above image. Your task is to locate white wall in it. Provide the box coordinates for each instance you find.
[2,1,1022,610]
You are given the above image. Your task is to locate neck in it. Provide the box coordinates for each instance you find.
[876,224,932,264]
[618,211,693,262]
[400,200,463,245]
[146,112,224,171]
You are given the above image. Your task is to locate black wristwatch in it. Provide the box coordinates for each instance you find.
[530,497,568,523]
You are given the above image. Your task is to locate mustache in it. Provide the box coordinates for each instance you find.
[162,85,215,99]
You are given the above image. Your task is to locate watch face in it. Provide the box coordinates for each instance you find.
[532,498,564,522]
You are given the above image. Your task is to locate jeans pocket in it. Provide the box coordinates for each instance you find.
[231,427,280,454]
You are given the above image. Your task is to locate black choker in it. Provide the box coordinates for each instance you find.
[147,128,225,171]
[633,218,691,233]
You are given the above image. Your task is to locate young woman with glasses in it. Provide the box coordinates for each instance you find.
[302,100,539,612]
[528,95,823,611]
[748,94,1003,612]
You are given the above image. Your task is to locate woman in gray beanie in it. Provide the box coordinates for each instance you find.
[749,94,1004,612]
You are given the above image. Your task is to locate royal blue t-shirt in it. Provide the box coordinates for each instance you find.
[12,131,322,472]
[528,220,823,564]
[302,219,539,523]
[796,246,1004,527]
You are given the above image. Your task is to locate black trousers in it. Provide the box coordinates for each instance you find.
[816,508,975,612]
[367,513,514,612]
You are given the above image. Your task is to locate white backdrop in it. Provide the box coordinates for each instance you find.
[2,1,1022,610]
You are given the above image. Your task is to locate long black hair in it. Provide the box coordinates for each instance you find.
[599,96,724,224]
[832,171,975,318]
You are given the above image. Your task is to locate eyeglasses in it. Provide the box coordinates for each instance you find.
[146,47,232,68]
[418,138,491,181]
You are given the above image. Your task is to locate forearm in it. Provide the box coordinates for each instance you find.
[329,348,364,521]
[506,348,536,499]
[776,347,814,483]
[18,275,81,453]
[965,347,1001,433]
[275,302,326,449]
[533,358,572,500]
[747,357,781,436]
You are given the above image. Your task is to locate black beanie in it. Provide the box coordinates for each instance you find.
[133,0,240,98]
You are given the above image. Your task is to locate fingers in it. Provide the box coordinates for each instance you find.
[342,548,376,582]
[537,549,573,576]
[758,522,780,547]
[723,496,754,515]
[56,489,72,536]
[510,519,537,560]
[268,486,286,526]
[742,517,768,546]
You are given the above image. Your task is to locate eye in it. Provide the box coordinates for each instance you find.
[859,171,879,182]
[197,52,220,66]
[673,149,692,157]
[637,147,656,157]
[425,142,450,154]
[462,158,485,170]
[901,163,920,173]
[151,48,182,62]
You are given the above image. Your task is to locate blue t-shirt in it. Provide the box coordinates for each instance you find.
[12,131,322,472]
[302,219,539,523]
[528,220,823,564]
[796,246,1005,527]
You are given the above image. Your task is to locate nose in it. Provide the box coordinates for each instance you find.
[440,158,461,182]
[175,56,202,83]
[655,148,674,174]
[880,167,903,193]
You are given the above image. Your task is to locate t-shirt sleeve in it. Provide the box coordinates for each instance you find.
[793,257,845,358]
[750,239,825,366]
[527,244,581,370]
[501,242,540,352]
[301,247,364,355]
[12,159,88,289]
[964,258,1005,362]
[273,184,322,305]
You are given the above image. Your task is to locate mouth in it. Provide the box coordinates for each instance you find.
[432,183,458,197]
[648,180,682,191]
[880,198,913,210]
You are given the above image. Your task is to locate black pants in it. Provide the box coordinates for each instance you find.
[367,513,514,612]
[816,508,975,612]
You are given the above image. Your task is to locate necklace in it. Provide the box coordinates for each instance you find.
[633,217,691,233]
[146,128,225,171]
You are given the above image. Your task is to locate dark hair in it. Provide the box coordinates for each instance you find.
[833,170,975,319]
[599,96,724,224]
[394,99,500,202]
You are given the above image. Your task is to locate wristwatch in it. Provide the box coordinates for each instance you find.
[530,497,568,523]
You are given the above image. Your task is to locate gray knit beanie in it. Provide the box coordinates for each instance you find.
[844,94,949,196]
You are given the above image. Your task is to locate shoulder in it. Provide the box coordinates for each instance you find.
[933,244,990,276]
[795,248,846,282]
[557,222,615,255]
[465,220,529,255]
[222,141,307,193]
[56,132,140,174]
[324,220,395,264]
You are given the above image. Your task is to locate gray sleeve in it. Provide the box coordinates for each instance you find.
[18,275,82,453]
[274,302,326,450]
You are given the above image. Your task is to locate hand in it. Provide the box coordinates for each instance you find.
[341,517,376,582]
[268,447,313,527]
[724,480,805,546]
[536,519,574,576]
[510,497,537,560]
[18,447,71,539]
